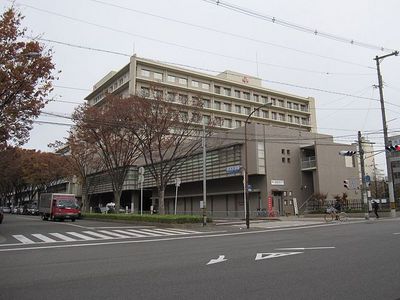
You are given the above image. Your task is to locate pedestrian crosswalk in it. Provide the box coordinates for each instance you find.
[10,228,202,245]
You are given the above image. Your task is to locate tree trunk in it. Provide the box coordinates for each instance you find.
[159,188,165,215]
[113,190,122,213]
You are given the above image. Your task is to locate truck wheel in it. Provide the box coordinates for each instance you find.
[50,215,55,222]
[41,214,48,221]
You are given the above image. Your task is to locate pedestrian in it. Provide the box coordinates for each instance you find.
[372,200,379,219]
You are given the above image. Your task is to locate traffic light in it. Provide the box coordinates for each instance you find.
[339,150,357,156]
[385,145,400,152]
[344,180,349,189]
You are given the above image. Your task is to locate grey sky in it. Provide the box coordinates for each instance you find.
[2,0,399,172]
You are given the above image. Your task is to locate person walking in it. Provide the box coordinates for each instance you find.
[372,200,379,219]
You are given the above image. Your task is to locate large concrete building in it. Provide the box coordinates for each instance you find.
[85,55,316,133]
[82,55,359,216]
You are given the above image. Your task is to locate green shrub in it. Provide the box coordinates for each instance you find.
[81,213,212,224]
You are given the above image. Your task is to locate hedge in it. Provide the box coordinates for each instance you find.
[81,213,212,224]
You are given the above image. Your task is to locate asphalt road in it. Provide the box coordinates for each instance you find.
[1,214,399,300]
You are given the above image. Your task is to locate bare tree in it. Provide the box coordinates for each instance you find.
[72,96,141,212]
[130,92,213,214]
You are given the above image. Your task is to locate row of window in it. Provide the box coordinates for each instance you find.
[139,87,310,126]
[139,68,309,112]
[93,73,129,104]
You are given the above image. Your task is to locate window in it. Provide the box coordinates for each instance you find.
[281,149,285,154]
[140,87,150,97]
[224,103,231,112]
[243,107,250,115]
[254,94,259,102]
[234,90,240,98]
[192,80,199,88]
[253,110,259,117]
[262,110,269,118]
[294,116,300,124]
[257,142,266,174]
[203,115,210,124]
[203,99,211,108]
[192,112,201,123]
[178,78,187,85]
[261,96,268,104]
[287,149,290,155]
[154,72,163,80]
[282,157,285,163]
[302,117,309,125]
[202,83,210,90]
[278,113,285,121]
[223,87,231,96]
[287,101,292,109]
[278,99,285,107]
[214,85,221,94]
[287,115,293,123]
[235,105,241,114]
[167,75,175,82]
[224,118,232,128]
[214,117,222,126]
[179,94,188,104]
[179,111,188,121]
[141,69,150,77]
[214,101,221,110]
[191,96,199,105]
[167,92,176,102]
[154,89,163,98]
[293,103,299,110]
[301,104,308,112]
[271,98,276,105]
[287,157,291,163]
[271,112,277,120]
[119,78,124,85]
[243,92,250,100]
[235,120,242,128]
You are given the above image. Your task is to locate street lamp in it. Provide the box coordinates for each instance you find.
[244,102,273,228]
[374,51,398,217]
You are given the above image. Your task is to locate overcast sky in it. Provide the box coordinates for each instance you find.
[2,0,399,173]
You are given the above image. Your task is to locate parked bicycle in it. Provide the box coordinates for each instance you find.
[324,204,348,222]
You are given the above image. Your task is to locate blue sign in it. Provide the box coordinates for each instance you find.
[226,165,242,174]
[365,175,371,183]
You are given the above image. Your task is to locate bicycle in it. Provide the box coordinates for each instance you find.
[268,209,280,218]
[324,206,348,222]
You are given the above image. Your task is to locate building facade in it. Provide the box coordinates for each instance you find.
[85,55,316,133]
[86,124,359,216]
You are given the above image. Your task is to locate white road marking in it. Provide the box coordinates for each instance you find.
[97,230,130,238]
[163,228,201,234]
[275,247,335,251]
[66,232,96,240]
[82,231,115,239]
[12,235,35,244]
[149,228,194,235]
[207,255,227,265]
[128,229,160,237]
[112,230,146,237]
[49,233,77,242]
[31,234,57,243]
[141,229,176,236]
[393,233,400,235]
[255,252,302,261]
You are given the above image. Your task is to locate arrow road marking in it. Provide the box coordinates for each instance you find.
[275,247,335,251]
[255,252,302,261]
[207,255,227,265]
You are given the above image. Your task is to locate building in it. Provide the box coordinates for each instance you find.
[86,124,359,216]
[85,55,316,133]
[81,55,359,216]
[387,135,400,205]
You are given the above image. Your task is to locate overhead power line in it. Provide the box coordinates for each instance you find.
[202,0,398,53]
[87,0,374,70]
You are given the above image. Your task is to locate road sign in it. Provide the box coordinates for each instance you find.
[365,175,371,183]
[226,165,242,174]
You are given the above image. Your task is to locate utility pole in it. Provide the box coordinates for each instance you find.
[358,131,369,220]
[202,122,207,226]
[374,51,399,217]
